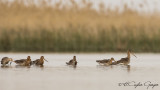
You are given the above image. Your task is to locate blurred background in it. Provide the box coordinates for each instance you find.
[0,0,160,52]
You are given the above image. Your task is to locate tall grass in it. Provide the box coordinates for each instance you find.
[0,0,160,52]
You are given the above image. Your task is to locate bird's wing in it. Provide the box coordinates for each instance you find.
[33,59,39,64]
[69,59,73,63]
[14,59,26,64]
[96,59,109,63]
[2,57,8,60]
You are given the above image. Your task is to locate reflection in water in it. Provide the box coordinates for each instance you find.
[34,65,44,68]
[0,53,160,90]
[67,65,77,69]
[96,65,113,70]
[33,65,44,70]
[118,65,131,72]
[15,65,31,68]
[96,64,131,72]
[127,65,130,72]
[1,65,12,68]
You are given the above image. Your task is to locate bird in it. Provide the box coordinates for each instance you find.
[96,57,116,66]
[31,56,48,66]
[66,56,77,66]
[116,49,137,65]
[14,56,31,66]
[1,57,13,66]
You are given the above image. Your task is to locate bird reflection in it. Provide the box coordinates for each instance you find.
[67,65,77,69]
[34,65,44,70]
[96,64,131,73]
[118,65,131,72]
[1,65,12,68]
[96,65,113,70]
[15,65,31,68]
[33,65,44,68]
[127,65,130,72]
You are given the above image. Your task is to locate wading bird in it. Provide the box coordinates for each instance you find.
[66,56,77,66]
[96,57,116,66]
[14,56,31,66]
[1,57,13,66]
[116,49,137,65]
[31,56,48,66]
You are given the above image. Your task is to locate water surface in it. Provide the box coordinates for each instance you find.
[0,53,160,90]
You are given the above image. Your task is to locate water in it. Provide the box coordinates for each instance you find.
[0,53,160,90]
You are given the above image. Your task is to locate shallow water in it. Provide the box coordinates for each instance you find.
[0,53,160,90]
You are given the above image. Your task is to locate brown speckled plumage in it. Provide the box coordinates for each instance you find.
[96,57,116,65]
[66,56,77,66]
[1,57,13,66]
[116,50,137,65]
[32,56,47,66]
[14,56,31,66]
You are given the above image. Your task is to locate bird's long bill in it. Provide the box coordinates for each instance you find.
[44,59,48,62]
[131,52,137,58]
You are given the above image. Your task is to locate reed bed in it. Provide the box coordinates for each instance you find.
[0,0,160,52]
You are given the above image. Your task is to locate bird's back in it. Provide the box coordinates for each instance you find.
[36,59,43,65]
[96,59,109,63]
[14,59,26,64]
[66,59,73,65]
[32,59,43,65]
[116,57,129,64]
[66,59,77,65]
[1,57,9,64]
[33,59,39,63]
[2,57,9,60]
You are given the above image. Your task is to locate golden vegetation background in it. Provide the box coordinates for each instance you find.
[0,0,160,52]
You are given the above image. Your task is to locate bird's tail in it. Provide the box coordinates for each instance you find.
[96,60,101,63]
[116,60,122,64]
[66,62,69,65]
